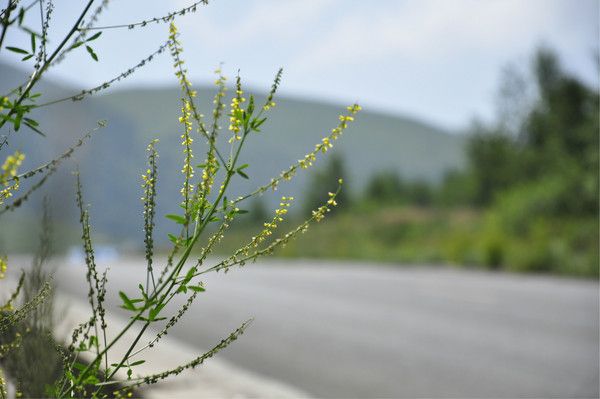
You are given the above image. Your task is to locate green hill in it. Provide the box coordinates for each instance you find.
[0,62,466,250]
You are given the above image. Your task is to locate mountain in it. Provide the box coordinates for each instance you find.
[0,62,466,250]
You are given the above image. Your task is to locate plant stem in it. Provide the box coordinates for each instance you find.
[0,0,95,149]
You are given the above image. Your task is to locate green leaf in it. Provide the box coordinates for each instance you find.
[119,291,136,311]
[23,119,45,136]
[18,8,24,25]
[21,54,33,61]
[166,214,186,224]
[237,169,249,179]
[167,233,179,245]
[73,362,87,371]
[85,45,98,61]
[30,32,36,52]
[246,95,255,118]
[70,41,84,50]
[251,117,267,131]
[235,209,249,214]
[129,360,146,367]
[86,31,102,42]
[14,112,22,131]
[138,316,166,322]
[138,284,148,301]
[6,46,29,54]
[187,285,205,292]
[23,117,38,127]
[84,374,99,385]
[149,303,165,321]
[237,164,249,171]
[183,267,196,285]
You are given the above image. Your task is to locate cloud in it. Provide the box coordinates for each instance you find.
[178,0,339,49]
[292,0,594,73]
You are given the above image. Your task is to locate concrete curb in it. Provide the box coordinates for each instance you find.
[53,292,310,399]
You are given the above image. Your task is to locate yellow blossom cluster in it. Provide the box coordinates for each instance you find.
[0,151,25,206]
[169,23,196,99]
[0,331,21,356]
[211,67,227,129]
[179,100,195,208]
[212,185,342,275]
[228,87,246,143]
[198,153,217,198]
[140,139,159,203]
[241,104,360,198]
[0,255,7,280]
[262,101,276,111]
[232,196,294,261]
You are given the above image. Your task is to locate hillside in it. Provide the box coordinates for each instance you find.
[0,62,466,250]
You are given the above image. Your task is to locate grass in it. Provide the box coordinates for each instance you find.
[215,203,599,278]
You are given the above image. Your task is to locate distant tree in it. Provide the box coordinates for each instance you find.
[466,129,520,205]
[405,180,434,206]
[304,154,349,214]
[464,46,598,212]
[364,170,404,203]
[248,197,269,224]
[437,170,475,206]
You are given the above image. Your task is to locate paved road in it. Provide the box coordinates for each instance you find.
[49,258,598,398]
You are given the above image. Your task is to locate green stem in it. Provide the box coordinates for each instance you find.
[0,0,95,148]
[0,0,16,54]
[65,126,251,397]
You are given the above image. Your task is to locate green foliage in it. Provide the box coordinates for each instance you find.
[49,26,357,396]
[364,170,404,203]
[284,46,599,277]
[466,130,521,205]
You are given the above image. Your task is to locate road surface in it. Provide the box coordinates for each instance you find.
[48,258,598,398]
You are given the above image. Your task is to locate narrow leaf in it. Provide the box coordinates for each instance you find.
[119,291,136,311]
[6,46,29,54]
[86,31,102,42]
[85,45,98,61]
[165,214,186,224]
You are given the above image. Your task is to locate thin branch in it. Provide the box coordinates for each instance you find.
[0,0,96,149]
[78,1,207,31]
[37,39,171,108]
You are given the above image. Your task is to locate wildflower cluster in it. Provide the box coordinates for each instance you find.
[0,256,6,280]
[0,151,24,205]
[36,19,359,398]
[211,67,227,135]
[179,100,195,211]
[228,77,246,142]
[141,140,159,291]
[232,104,361,204]
[231,196,296,261]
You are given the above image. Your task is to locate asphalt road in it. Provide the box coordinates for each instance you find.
[49,258,599,398]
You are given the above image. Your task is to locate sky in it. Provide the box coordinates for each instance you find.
[3,0,599,130]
